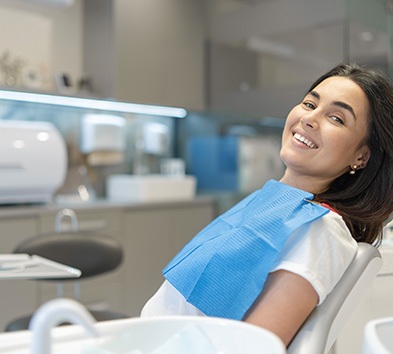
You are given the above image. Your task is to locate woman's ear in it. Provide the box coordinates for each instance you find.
[357,145,371,169]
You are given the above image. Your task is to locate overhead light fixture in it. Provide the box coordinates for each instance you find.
[0,90,188,118]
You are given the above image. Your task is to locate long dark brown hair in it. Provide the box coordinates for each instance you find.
[311,63,393,245]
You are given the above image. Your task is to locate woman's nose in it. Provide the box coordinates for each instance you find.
[301,111,319,129]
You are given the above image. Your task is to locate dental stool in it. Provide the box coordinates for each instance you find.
[5,208,129,332]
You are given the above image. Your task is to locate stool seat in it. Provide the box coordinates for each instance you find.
[5,208,129,332]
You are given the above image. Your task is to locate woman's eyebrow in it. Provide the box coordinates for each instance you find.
[332,100,357,120]
[307,90,357,120]
[307,90,320,100]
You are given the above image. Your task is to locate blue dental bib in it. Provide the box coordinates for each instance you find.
[163,180,329,320]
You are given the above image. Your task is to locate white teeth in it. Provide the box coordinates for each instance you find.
[294,133,317,149]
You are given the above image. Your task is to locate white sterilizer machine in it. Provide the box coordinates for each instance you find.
[0,120,67,204]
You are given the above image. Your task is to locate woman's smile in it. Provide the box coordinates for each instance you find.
[292,132,318,149]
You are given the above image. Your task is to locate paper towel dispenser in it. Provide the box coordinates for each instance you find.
[80,114,126,166]
[0,120,67,204]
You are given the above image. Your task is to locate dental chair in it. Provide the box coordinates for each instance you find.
[287,242,382,354]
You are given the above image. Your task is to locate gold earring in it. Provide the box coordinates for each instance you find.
[349,164,358,175]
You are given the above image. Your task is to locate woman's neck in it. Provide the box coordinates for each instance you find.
[279,171,331,195]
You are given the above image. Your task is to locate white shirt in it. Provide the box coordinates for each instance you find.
[141,211,358,317]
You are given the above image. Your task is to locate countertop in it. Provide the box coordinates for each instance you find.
[0,196,216,220]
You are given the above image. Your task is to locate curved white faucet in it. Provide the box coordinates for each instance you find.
[29,298,99,354]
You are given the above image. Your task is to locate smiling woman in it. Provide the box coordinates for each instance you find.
[280,76,370,194]
[140,63,393,347]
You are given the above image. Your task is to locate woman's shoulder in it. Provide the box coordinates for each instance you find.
[317,210,357,245]
[272,210,358,305]
[303,210,358,260]
[274,210,358,272]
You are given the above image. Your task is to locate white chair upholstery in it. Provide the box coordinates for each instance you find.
[288,242,382,354]
[363,317,393,354]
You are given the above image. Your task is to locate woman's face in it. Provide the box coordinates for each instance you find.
[280,76,370,191]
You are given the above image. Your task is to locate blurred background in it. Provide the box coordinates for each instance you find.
[0,0,390,209]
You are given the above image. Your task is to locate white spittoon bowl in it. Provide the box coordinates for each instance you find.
[0,316,286,354]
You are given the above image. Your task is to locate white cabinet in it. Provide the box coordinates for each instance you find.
[0,198,216,331]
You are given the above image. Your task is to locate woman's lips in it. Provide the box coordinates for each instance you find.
[293,132,318,149]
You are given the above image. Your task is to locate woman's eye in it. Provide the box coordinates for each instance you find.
[303,101,315,109]
[331,116,344,125]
